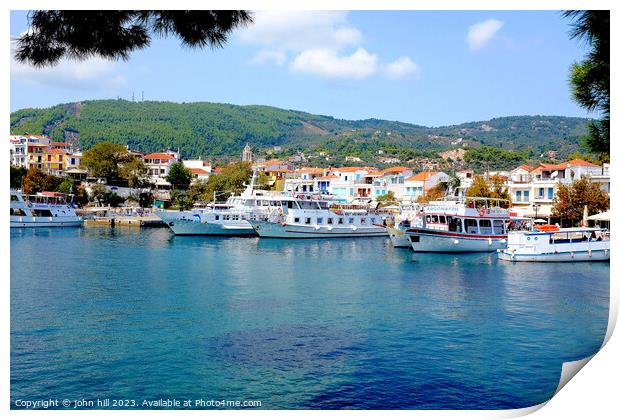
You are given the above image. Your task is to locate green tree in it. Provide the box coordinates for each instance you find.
[89,183,107,206]
[15,11,253,67]
[564,11,609,156]
[10,166,28,189]
[186,180,211,205]
[376,191,397,207]
[166,162,193,190]
[119,156,148,188]
[552,177,609,226]
[56,178,75,194]
[81,141,128,183]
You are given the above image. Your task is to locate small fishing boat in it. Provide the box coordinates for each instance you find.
[405,197,510,252]
[497,227,610,262]
[10,190,82,228]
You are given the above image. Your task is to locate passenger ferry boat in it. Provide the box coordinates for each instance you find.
[404,197,510,252]
[497,227,610,262]
[156,173,302,236]
[251,201,389,238]
[10,190,82,228]
[386,204,422,248]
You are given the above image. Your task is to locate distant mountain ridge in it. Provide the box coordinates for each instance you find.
[10,99,591,159]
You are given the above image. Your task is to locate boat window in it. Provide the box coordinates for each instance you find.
[370,217,375,224]
[425,215,432,223]
[431,215,439,223]
[232,214,239,221]
[465,219,478,234]
[305,218,311,224]
[317,217,323,224]
[439,215,446,224]
[479,219,492,234]
[447,217,462,233]
[10,195,18,201]
[32,209,53,217]
[348,218,354,224]
[223,215,230,220]
[294,217,300,223]
[361,217,366,224]
[551,232,569,243]
[492,220,505,235]
[338,218,344,225]
[327,218,333,224]
[215,215,219,221]
[10,208,27,216]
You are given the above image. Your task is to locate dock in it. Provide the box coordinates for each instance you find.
[84,215,166,227]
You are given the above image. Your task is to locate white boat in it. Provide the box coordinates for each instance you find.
[10,190,83,228]
[405,197,510,252]
[251,200,388,238]
[386,204,422,248]
[497,227,610,262]
[156,172,302,236]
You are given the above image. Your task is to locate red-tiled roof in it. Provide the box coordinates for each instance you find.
[565,158,599,167]
[383,166,410,173]
[335,167,363,172]
[189,168,209,175]
[406,171,437,182]
[46,148,67,154]
[144,153,175,160]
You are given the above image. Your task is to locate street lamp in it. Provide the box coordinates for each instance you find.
[533,204,539,220]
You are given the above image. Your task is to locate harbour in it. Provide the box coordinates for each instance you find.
[10,227,609,409]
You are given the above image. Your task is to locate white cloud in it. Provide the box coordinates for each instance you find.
[290,48,378,80]
[251,49,286,66]
[239,11,361,52]
[10,39,127,91]
[466,19,504,51]
[383,56,419,79]
[240,11,418,81]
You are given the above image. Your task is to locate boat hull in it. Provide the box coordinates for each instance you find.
[498,248,610,262]
[387,227,410,248]
[160,218,256,236]
[252,220,387,238]
[10,217,83,228]
[406,229,507,253]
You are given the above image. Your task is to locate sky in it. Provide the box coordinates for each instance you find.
[9,10,592,127]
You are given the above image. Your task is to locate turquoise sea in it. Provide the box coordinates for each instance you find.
[10,227,609,409]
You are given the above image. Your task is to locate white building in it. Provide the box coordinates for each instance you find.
[143,151,179,186]
[403,171,450,202]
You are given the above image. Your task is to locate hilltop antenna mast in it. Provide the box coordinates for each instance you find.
[141,91,144,101]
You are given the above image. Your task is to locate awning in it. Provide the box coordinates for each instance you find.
[587,211,611,221]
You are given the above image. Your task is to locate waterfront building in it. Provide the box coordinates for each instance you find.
[506,159,606,218]
[143,151,179,186]
[403,171,450,202]
[43,148,69,176]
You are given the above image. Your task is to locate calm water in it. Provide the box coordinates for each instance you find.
[11,227,609,409]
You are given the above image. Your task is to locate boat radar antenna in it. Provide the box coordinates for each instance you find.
[241,170,257,198]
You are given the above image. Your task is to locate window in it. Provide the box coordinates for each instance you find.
[539,187,544,198]
[215,215,219,221]
[523,191,530,202]
[493,220,505,234]
[447,217,462,232]
[547,187,553,200]
[360,218,366,224]
[305,218,311,224]
[10,208,26,216]
[317,217,323,224]
[479,219,492,234]
[348,218,354,224]
[370,217,376,224]
[327,218,333,224]
[516,191,522,202]
[465,219,478,234]
[431,215,439,223]
[338,218,344,225]
[294,217,300,223]
[439,215,446,224]
[32,209,53,217]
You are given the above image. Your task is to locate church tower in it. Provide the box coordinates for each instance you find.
[242,143,253,162]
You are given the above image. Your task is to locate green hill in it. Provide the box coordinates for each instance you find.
[10,99,591,160]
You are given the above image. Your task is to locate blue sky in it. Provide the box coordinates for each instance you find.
[10,10,591,126]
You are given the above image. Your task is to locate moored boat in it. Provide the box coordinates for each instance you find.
[386,204,422,248]
[497,227,610,262]
[251,200,389,238]
[405,197,510,252]
[10,190,83,228]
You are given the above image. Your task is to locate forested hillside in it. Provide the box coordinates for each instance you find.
[10,99,591,159]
